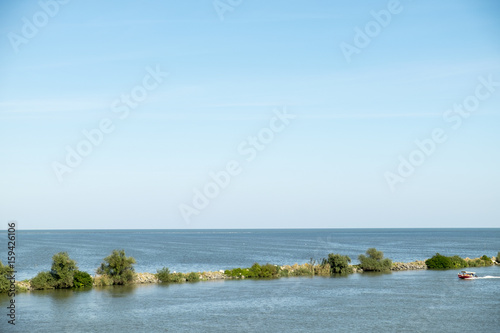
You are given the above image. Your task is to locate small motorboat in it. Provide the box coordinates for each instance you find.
[458,271,477,279]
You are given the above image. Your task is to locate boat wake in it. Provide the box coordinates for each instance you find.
[477,276,500,279]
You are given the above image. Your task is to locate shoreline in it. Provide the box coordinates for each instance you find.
[10,257,499,292]
[8,260,434,291]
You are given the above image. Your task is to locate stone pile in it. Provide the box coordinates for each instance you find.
[391,261,427,271]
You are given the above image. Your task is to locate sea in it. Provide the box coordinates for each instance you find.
[1,228,499,332]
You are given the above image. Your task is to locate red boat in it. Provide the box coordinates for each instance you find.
[458,271,477,279]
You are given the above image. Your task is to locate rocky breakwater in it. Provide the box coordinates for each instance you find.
[200,270,227,280]
[391,261,427,271]
[134,272,159,284]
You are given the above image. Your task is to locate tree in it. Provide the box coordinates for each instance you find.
[358,248,392,272]
[97,250,136,285]
[325,253,352,275]
[0,261,14,293]
[51,252,78,288]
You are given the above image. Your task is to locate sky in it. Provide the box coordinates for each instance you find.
[0,0,499,229]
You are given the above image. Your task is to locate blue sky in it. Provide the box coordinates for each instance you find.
[1,0,499,229]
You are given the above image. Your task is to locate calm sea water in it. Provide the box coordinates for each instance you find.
[1,229,499,332]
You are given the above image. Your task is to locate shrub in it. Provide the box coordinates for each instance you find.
[245,263,280,279]
[224,267,251,278]
[480,255,493,266]
[449,255,468,268]
[186,272,200,282]
[31,271,56,290]
[156,267,171,283]
[247,263,262,278]
[425,253,468,269]
[259,264,280,278]
[425,253,452,269]
[497,252,500,263]
[324,253,353,275]
[358,248,392,272]
[226,263,280,279]
[169,273,185,283]
[51,252,78,288]
[96,250,136,285]
[315,263,331,276]
[289,266,312,277]
[73,271,93,288]
[0,261,14,293]
[93,274,113,286]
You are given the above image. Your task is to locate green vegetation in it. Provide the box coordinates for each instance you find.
[323,253,353,275]
[425,253,457,269]
[51,252,78,288]
[224,267,251,278]
[73,271,93,288]
[425,253,494,269]
[31,252,89,290]
[156,267,200,283]
[156,267,171,283]
[186,272,200,282]
[497,252,500,263]
[169,272,185,283]
[0,261,14,293]
[97,250,136,285]
[225,263,281,279]
[31,271,56,290]
[17,248,500,292]
[358,248,392,272]
[249,263,280,278]
[467,255,493,267]
[93,274,113,287]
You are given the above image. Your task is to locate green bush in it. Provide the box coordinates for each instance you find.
[186,272,200,282]
[449,255,468,268]
[0,261,14,293]
[73,271,93,288]
[425,253,468,269]
[31,271,56,290]
[245,263,280,278]
[169,273,185,283]
[96,250,136,285]
[324,253,353,275]
[156,267,171,283]
[93,274,113,286]
[497,252,500,263]
[289,266,312,277]
[259,264,279,278]
[224,267,251,278]
[225,263,280,279]
[51,252,78,288]
[247,263,262,278]
[358,248,392,272]
[425,253,452,269]
[480,255,493,266]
